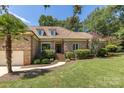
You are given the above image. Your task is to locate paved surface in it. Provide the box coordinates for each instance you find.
[0,66,21,77]
[0,62,66,77]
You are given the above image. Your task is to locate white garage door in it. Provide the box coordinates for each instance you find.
[0,51,24,66]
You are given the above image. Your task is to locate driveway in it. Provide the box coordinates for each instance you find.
[0,66,21,77]
[0,62,66,77]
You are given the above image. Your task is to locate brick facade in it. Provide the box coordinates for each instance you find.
[0,35,32,65]
[64,40,89,52]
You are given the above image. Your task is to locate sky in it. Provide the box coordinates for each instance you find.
[8,5,104,26]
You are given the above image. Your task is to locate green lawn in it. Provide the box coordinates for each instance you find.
[1,54,124,88]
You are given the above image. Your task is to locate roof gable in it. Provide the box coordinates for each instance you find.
[30,26,93,39]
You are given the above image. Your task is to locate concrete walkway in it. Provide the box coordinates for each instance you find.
[0,62,66,77]
[15,62,66,71]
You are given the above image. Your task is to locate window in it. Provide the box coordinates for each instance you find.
[49,29,56,36]
[73,43,79,50]
[37,29,45,36]
[41,43,51,50]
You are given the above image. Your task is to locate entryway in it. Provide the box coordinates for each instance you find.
[55,43,65,61]
[55,43,62,53]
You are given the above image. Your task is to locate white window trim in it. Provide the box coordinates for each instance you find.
[41,42,52,51]
[37,29,45,36]
[73,43,80,50]
[49,29,56,36]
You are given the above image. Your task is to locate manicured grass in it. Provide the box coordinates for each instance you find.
[1,54,124,87]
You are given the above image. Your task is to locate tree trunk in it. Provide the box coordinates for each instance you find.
[5,33,13,73]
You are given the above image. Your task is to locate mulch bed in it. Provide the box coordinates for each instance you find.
[0,69,51,82]
[0,61,73,82]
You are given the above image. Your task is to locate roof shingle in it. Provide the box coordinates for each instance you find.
[30,26,93,39]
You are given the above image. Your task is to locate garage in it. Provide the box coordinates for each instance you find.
[0,51,24,66]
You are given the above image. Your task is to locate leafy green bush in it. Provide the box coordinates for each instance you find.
[65,59,71,62]
[117,46,123,52]
[97,48,108,57]
[33,59,41,64]
[41,49,55,59]
[106,44,118,52]
[74,49,91,59]
[41,58,50,64]
[65,52,74,59]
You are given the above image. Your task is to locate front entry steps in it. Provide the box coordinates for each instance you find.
[56,53,65,61]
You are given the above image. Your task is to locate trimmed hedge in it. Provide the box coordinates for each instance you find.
[33,59,41,64]
[65,52,74,59]
[106,44,118,52]
[97,48,108,57]
[74,49,91,59]
[41,58,50,64]
[117,46,123,52]
[41,49,55,59]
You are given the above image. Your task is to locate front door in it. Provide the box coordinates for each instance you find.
[55,44,62,53]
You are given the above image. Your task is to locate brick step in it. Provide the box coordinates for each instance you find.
[56,53,65,61]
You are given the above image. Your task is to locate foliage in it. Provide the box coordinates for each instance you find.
[0,5,8,14]
[97,48,108,57]
[65,16,82,32]
[117,46,123,52]
[74,49,91,59]
[1,54,124,87]
[91,38,105,56]
[65,52,74,59]
[0,13,27,73]
[33,59,41,64]
[115,27,124,49]
[83,6,121,36]
[106,44,118,52]
[39,15,58,26]
[41,49,55,59]
[43,5,50,10]
[41,58,50,64]
[65,59,71,62]
[38,15,83,32]
[73,5,82,16]
[0,14,27,36]
[38,5,83,32]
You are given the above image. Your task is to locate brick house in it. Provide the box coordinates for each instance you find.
[0,26,93,66]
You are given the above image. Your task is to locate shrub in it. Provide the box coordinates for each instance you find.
[106,44,118,52]
[50,58,54,62]
[41,58,50,64]
[33,59,41,64]
[65,52,74,59]
[97,48,108,57]
[117,46,123,52]
[74,49,91,59]
[41,49,55,59]
[65,59,71,62]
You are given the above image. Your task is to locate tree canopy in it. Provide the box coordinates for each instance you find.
[0,14,27,36]
[83,6,124,36]
[39,15,58,26]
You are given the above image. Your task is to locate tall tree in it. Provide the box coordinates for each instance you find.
[73,5,82,16]
[83,6,120,36]
[0,6,27,73]
[44,5,50,10]
[70,5,82,32]
[39,15,58,26]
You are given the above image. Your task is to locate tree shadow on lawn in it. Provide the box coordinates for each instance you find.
[0,69,52,82]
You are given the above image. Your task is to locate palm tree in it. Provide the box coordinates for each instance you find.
[70,5,82,31]
[73,5,82,16]
[0,12,27,73]
[44,5,50,10]
[0,5,8,13]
